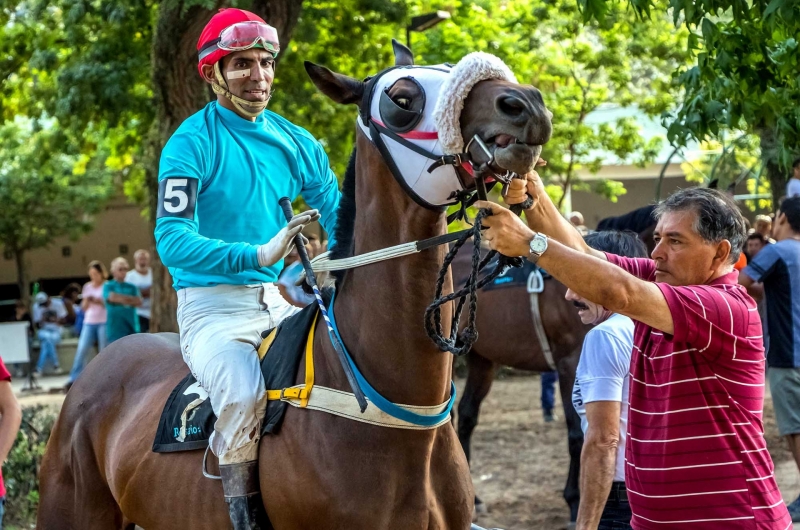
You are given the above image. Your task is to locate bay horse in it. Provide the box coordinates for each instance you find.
[37,41,553,529]
[452,246,590,523]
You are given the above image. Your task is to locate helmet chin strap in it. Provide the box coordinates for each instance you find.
[211,62,270,118]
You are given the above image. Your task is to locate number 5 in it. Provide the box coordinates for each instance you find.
[164,179,188,213]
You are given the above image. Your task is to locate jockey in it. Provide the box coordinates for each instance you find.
[154,8,340,528]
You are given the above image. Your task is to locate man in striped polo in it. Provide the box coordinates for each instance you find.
[478,181,791,529]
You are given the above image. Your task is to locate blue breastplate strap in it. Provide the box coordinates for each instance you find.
[328,292,456,427]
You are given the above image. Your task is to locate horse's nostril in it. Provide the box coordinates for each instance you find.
[496,95,527,119]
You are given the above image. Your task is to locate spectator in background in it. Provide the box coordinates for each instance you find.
[60,283,83,332]
[66,261,108,389]
[740,196,800,521]
[788,158,800,198]
[31,291,67,326]
[568,211,589,235]
[570,230,648,530]
[0,355,22,529]
[755,214,773,240]
[13,300,32,338]
[746,232,768,261]
[105,257,142,344]
[540,371,558,423]
[32,292,64,376]
[125,249,152,333]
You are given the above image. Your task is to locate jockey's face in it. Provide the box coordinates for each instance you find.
[221,49,275,104]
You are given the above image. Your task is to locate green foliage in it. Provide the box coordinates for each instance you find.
[0,120,115,256]
[3,405,57,528]
[583,0,800,197]
[275,0,690,208]
[1,0,689,218]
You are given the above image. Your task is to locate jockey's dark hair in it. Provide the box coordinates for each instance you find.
[779,196,800,233]
[329,148,357,284]
[583,230,647,259]
[654,187,747,265]
[792,157,800,169]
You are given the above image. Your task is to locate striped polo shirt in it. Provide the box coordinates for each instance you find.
[607,254,791,530]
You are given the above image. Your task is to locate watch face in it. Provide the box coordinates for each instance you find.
[530,235,547,254]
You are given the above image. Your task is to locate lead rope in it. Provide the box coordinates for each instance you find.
[424,191,531,357]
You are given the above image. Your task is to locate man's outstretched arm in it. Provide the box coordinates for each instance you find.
[477,200,674,335]
[505,171,606,260]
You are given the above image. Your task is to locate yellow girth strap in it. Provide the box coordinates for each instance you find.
[264,313,318,408]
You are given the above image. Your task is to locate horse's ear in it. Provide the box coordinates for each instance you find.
[304,61,364,105]
[391,39,414,66]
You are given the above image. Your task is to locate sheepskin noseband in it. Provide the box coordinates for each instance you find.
[357,52,518,210]
[433,52,517,155]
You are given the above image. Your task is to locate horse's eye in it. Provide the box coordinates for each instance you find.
[396,98,411,109]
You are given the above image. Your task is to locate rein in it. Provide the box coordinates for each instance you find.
[423,179,531,357]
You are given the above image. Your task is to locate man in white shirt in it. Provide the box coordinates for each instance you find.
[569,230,648,530]
[124,249,153,332]
[788,158,800,198]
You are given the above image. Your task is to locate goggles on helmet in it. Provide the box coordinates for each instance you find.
[199,21,280,61]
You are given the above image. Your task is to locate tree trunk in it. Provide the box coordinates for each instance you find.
[147,0,303,332]
[14,248,30,309]
[757,126,788,208]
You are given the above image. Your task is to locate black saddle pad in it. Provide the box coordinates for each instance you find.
[481,256,548,292]
[152,303,319,453]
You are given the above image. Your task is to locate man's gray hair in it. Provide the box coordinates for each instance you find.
[654,188,746,264]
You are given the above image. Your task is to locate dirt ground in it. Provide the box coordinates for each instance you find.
[19,374,798,530]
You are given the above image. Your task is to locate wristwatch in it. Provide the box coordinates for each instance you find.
[528,232,548,264]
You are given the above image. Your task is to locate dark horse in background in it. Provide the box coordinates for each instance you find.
[455,204,656,525]
[453,246,590,524]
[37,41,553,529]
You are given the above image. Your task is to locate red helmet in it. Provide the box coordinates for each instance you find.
[197,8,279,76]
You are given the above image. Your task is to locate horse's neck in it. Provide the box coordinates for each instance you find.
[334,132,454,406]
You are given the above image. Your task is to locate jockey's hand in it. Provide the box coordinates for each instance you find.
[257,209,320,268]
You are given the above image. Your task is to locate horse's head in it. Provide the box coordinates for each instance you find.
[305,40,551,210]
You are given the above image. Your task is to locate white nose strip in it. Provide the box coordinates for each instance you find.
[226,69,251,80]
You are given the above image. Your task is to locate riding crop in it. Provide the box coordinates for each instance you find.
[278,197,369,412]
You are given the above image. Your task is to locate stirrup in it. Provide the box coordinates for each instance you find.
[202,445,221,480]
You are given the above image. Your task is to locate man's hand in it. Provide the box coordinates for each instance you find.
[475,200,535,257]
[257,209,320,268]
[503,164,547,210]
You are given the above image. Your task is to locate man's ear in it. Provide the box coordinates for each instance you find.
[715,239,733,266]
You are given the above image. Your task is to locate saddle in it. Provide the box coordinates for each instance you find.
[477,255,550,292]
[152,303,318,453]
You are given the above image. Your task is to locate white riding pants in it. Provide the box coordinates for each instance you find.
[177,283,300,464]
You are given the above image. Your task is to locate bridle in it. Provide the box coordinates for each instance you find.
[316,54,538,356]
[357,63,523,216]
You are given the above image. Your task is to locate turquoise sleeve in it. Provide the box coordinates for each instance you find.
[301,143,341,247]
[155,217,261,274]
[155,130,261,274]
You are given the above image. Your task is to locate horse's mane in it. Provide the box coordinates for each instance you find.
[597,204,657,234]
[329,148,357,283]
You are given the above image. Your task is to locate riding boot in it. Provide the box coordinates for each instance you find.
[220,460,271,530]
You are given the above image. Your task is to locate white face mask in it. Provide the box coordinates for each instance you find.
[359,52,518,209]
